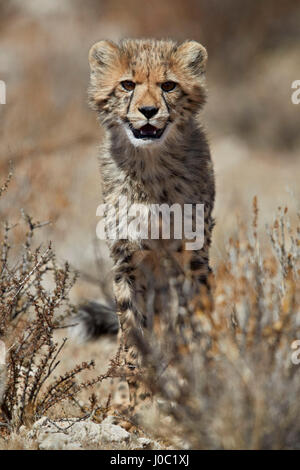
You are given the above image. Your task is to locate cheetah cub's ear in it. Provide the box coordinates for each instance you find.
[175,40,208,75]
[88,40,119,73]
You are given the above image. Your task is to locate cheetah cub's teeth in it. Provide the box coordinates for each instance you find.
[133,123,165,140]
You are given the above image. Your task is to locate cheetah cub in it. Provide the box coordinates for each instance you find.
[87,39,215,413]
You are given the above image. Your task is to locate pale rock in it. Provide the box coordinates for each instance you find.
[100,422,130,444]
[39,433,71,450]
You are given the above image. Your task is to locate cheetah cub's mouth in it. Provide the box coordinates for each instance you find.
[130,123,167,140]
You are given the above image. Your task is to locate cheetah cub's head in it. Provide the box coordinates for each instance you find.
[88,39,207,148]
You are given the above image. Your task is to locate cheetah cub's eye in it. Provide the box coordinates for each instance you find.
[121,80,136,92]
[161,81,177,92]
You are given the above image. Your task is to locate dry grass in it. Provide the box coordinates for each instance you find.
[0,171,98,434]
[132,199,300,449]
[2,166,299,449]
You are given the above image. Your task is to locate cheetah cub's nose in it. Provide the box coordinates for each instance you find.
[138,106,159,119]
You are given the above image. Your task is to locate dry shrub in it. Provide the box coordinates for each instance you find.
[1,162,300,450]
[0,168,110,435]
[134,198,300,449]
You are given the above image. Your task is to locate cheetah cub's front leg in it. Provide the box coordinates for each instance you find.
[110,241,151,419]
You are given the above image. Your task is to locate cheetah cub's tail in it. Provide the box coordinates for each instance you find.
[71,301,119,342]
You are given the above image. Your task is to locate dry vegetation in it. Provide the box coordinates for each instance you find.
[0,174,135,448]
[0,170,92,431]
[1,170,299,449]
[135,199,300,449]
[0,0,300,450]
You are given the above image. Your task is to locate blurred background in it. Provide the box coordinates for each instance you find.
[0,0,299,304]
